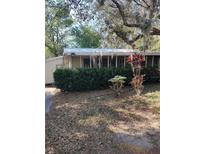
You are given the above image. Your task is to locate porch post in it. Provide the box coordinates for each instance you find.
[152,56,154,67]
[80,56,82,68]
[115,55,118,68]
[107,56,109,68]
[124,56,126,67]
[68,56,72,69]
[90,56,92,68]
[98,56,101,68]
[145,56,147,68]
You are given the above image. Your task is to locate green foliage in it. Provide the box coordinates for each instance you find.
[109,75,127,96]
[108,75,127,83]
[134,36,160,51]
[93,0,160,49]
[45,0,73,57]
[142,67,160,83]
[72,26,101,48]
[54,67,132,91]
[45,47,55,59]
[54,66,159,91]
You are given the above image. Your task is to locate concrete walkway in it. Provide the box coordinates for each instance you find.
[45,88,59,113]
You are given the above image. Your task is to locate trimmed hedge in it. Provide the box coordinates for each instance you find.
[142,67,160,83]
[54,66,159,91]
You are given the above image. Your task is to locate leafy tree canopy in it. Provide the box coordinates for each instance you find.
[95,0,160,49]
[45,0,73,57]
[67,0,160,50]
[71,26,101,48]
[45,0,160,58]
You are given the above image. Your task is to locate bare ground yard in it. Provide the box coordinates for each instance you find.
[46,84,160,154]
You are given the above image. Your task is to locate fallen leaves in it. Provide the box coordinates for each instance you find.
[46,84,160,154]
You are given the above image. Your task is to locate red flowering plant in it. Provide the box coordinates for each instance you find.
[127,53,145,75]
[127,52,145,95]
[127,53,145,67]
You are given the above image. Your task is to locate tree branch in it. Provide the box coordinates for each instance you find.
[150,27,160,35]
[111,0,143,28]
[109,4,117,8]
[45,42,58,56]
[141,0,150,7]
[113,29,143,45]
[133,0,149,8]
[113,26,159,46]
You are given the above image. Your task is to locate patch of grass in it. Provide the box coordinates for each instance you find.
[123,96,148,104]
[144,92,160,102]
[120,90,160,114]
[122,97,149,111]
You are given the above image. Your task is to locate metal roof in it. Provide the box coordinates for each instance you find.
[63,48,160,56]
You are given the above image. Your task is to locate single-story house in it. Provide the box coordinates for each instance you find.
[45,48,160,84]
[63,48,160,69]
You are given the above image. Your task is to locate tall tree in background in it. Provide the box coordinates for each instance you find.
[45,0,73,57]
[72,26,101,48]
[45,0,160,57]
[95,0,160,50]
[66,0,160,50]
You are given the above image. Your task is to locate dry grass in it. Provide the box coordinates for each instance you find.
[46,83,160,154]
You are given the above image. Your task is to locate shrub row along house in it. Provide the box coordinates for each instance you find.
[45,48,160,84]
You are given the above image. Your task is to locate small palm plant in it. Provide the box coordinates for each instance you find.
[108,75,127,96]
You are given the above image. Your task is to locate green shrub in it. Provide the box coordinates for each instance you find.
[109,75,127,96]
[54,66,159,91]
[142,67,160,83]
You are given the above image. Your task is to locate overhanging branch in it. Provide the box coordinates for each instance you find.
[113,26,159,46]
[133,0,149,8]
[111,0,143,28]
[150,27,160,35]
[113,29,143,45]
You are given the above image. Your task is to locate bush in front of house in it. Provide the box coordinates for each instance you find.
[54,66,133,91]
[54,66,159,91]
[142,66,160,83]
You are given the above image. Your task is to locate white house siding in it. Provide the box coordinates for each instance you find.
[45,56,63,84]
[72,56,80,68]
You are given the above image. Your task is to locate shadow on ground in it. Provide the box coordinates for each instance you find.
[46,84,160,154]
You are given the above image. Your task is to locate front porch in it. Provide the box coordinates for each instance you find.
[63,48,160,69]
[63,54,160,69]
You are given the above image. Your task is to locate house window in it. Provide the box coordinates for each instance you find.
[118,56,125,67]
[91,56,97,68]
[102,57,108,68]
[94,56,102,68]
[154,56,160,68]
[147,56,153,67]
[110,56,116,68]
[83,58,90,68]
